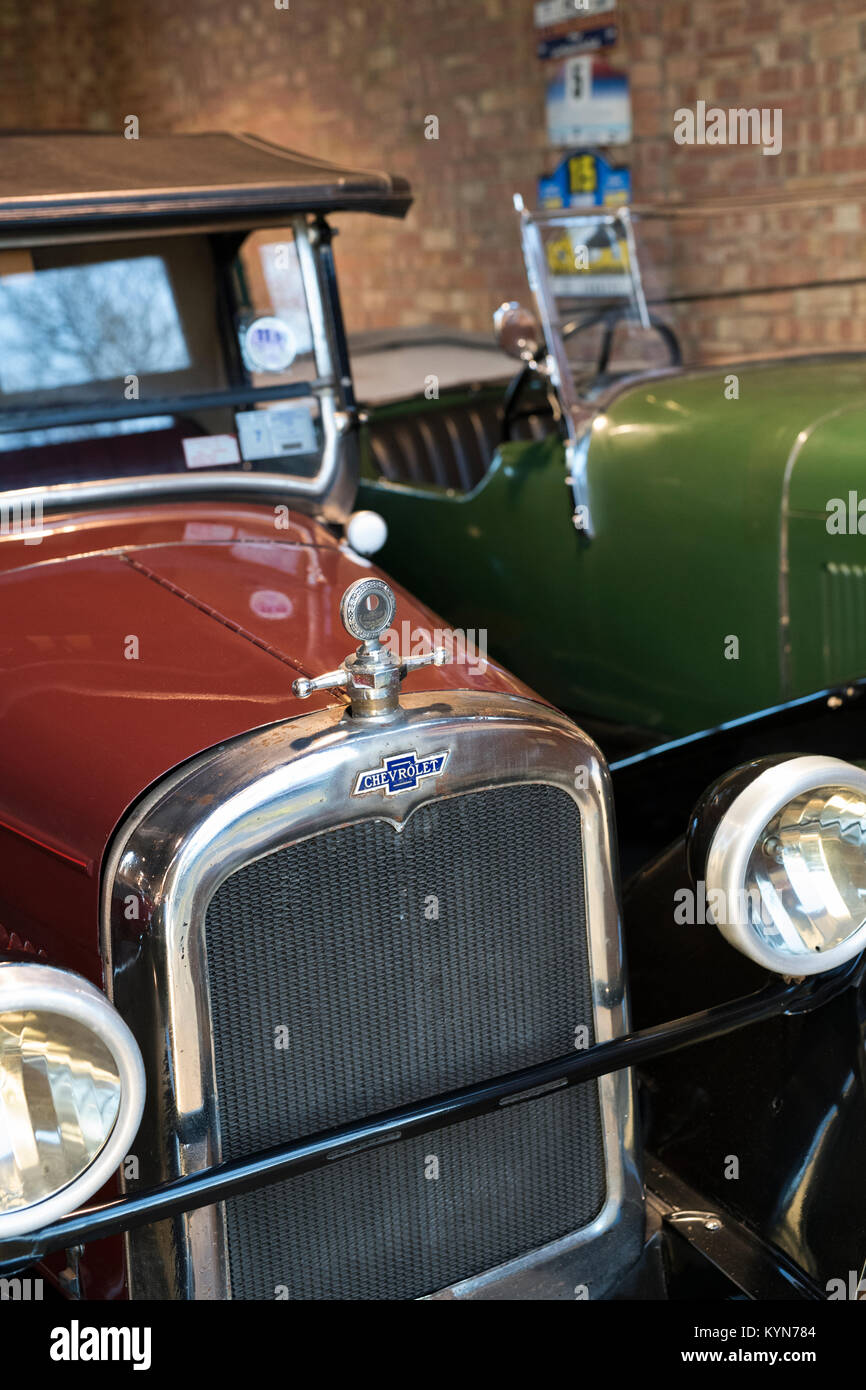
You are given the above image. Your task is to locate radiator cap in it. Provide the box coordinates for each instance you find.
[292,577,447,719]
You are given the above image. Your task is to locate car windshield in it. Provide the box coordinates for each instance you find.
[0,255,191,395]
[0,229,325,491]
[524,190,866,389]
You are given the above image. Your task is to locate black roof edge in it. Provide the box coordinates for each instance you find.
[0,131,413,237]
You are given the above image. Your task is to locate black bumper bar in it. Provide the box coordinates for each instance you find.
[0,961,858,1275]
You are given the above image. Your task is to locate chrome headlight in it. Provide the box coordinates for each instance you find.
[704,755,866,975]
[0,963,145,1238]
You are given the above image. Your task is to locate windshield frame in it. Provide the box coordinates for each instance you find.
[517,198,653,541]
[0,214,359,524]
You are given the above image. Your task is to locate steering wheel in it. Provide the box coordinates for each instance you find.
[501,306,682,442]
[562,305,682,376]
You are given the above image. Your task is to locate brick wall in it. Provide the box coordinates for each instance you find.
[0,0,115,130]
[94,0,554,335]
[5,0,866,355]
[628,0,866,361]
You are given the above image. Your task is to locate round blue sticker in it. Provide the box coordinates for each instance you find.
[243,315,297,373]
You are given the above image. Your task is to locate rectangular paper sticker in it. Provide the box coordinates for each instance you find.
[236,406,317,461]
[182,434,241,469]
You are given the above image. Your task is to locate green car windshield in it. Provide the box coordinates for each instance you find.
[524,190,866,388]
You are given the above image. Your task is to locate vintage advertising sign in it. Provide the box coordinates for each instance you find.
[537,23,618,61]
[544,211,633,301]
[543,220,633,300]
[538,151,631,209]
[535,0,616,24]
[546,54,631,146]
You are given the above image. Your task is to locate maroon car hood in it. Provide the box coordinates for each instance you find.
[0,502,533,971]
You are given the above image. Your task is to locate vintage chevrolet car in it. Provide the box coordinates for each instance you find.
[356,197,866,749]
[1,134,866,1304]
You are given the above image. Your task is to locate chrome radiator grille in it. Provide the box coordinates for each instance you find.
[204,782,606,1300]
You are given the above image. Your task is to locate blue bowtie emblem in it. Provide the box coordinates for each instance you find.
[353,749,450,797]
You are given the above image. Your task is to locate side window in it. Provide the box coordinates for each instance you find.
[230,231,323,469]
[234,232,316,389]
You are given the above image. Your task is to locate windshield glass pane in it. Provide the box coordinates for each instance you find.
[0,237,227,415]
[0,228,328,490]
[527,193,866,387]
[0,256,190,394]
[636,197,866,366]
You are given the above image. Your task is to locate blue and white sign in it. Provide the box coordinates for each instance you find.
[547,55,631,147]
[537,24,618,61]
[352,749,450,798]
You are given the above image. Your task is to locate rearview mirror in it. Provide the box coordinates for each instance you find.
[493,301,541,363]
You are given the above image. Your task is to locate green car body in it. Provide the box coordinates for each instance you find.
[358,356,866,741]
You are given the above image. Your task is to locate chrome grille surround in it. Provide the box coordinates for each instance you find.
[101,691,642,1299]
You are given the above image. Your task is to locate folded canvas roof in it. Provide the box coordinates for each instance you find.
[0,131,412,239]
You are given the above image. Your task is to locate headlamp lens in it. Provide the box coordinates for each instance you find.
[745,786,866,962]
[0,1009,121,1214]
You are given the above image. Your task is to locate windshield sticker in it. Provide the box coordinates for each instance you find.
[242,315,296,374]
[236,406,317,461]
[182,435,241,469]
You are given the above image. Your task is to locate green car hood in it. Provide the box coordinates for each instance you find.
[587,359,866,721]
[361,357,866,738]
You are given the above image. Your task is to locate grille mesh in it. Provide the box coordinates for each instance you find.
[205,782,606,1299]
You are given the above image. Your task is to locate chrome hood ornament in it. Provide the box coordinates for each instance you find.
[292,577,447,719]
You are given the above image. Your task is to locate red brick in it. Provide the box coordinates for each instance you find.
[0,0,860,352]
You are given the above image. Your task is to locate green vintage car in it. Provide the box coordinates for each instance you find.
[356,197,866,748]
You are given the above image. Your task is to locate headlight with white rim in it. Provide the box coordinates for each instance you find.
[702,755,866,976]
[0,962,145,1238]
